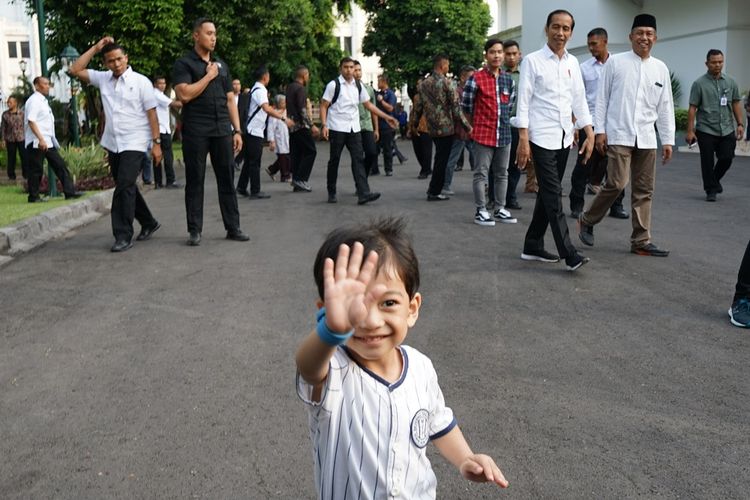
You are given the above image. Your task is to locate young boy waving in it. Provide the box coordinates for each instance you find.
[296,218,508,498]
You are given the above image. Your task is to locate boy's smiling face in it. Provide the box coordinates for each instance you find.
[345,263,421,375]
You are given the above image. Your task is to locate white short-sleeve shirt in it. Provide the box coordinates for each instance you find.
[322,75,370,133]
[267,113,289,154]
[297,345,456,500]
[153,88,173,135]
[246,81,269,138]
[24,91,59,148]
[87,66,157,153]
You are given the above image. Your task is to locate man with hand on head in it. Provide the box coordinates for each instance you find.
[70,37,159,253]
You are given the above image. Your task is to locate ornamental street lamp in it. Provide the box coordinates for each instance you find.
[60,44,81,147]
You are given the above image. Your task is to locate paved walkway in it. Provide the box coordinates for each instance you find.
[1,142,749,498]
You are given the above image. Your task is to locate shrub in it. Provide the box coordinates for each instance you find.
[59,144,110,181]
[674,108,689,131]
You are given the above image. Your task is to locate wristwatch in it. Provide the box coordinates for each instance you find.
[233,130,242,135]
[153,137,162,145]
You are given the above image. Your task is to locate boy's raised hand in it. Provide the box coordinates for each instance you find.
[459,454,509,488]
[323,242,385,333]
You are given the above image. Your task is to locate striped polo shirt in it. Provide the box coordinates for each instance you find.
[297,345,456,499]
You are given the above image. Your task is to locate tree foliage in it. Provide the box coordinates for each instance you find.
[23,0,342,103]
[357,0,491,88]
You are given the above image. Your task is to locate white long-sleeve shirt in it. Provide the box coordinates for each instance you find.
[594,50,675,148]
[266,112,289,154]
[579,55,609,119]
[511,43,591,150]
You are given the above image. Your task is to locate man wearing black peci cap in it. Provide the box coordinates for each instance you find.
[579,14,675,257]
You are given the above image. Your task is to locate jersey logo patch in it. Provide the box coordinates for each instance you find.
[410,409,430,448]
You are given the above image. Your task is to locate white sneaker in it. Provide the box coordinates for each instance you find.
[474,208,495,226]
[494,208,517,224]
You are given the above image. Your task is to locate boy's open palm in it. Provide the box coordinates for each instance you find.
[323,243,386,333]
[460,454,509,488]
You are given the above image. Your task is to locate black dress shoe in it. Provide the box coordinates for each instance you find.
[187,232,201,246]
[28,197,48,203]
[165,182,183,189]
[578,217,595,246]
[385,171,393,177]
[417,173,429,179]
[236,189,250,197]
[136,221,161,241]
[226,230,250,241]
[65,191,84,199]
[507,201,522,210]
[249,191,271,199]
[706,192,717,202]
[357,192,381,205]
[327,194,338,203]
[427,193,449,201]
[111,239,133,252]
[609,207,629,219]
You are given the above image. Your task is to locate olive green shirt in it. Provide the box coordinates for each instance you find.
[503,64,521,117]
[358,83,376,132]
[689,72,740,137]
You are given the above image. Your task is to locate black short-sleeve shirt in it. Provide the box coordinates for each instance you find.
[172,49,233,137]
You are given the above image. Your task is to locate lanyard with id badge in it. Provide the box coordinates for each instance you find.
[720,87,728,107]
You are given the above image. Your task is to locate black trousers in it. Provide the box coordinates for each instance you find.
[108,150,157,241]
[26,145,76,201]
[153,133,176,186]
[412,134,433,175]
[569,131,624,213]
[290,128,317,182]
[735,238,750,301]
[505,128,521,206]
[524,142,578,261]
[361,130,378,176]
[6,141,26,179]
[237,134,265,194]
[377,128,395,174]
[326,130,370,196]
[427,135,454,196]
[182,134,240,234]
[696,130,736,194]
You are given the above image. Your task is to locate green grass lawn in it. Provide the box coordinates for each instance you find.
[0,184,94,227]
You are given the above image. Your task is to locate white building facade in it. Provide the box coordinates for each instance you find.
[0,1,41,102]
[491,0,750,108]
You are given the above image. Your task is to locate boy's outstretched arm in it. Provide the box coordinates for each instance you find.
[295,242,385,390]
[433,426,509,489]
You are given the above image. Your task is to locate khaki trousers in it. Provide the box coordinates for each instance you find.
[582,145,656,247]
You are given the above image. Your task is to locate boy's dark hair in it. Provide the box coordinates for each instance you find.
[313,217,420,301]
[706,49,723,60]
[101,43,126,58]
[484,38,503,52]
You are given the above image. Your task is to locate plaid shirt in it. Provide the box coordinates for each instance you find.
[412,72,470,137]
[462,68,514,147]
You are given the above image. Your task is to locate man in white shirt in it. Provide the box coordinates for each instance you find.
[24,76,82,203]
[70,37,162,253]
[236,66,292,199]
[568,28,628,220]
[579,14,675,257]
[152,76,182,189]
[513,9,594,272]
[319,57,398,204]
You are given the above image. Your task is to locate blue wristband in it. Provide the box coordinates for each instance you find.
[316,307,354,346]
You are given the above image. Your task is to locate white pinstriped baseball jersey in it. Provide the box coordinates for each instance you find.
[297,345,456,500]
